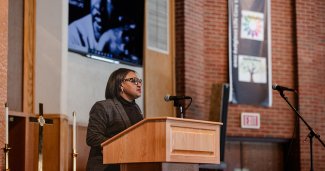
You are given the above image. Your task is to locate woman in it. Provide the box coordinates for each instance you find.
[86,68,143,171]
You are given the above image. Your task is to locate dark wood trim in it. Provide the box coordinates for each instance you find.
[226,136,290,143]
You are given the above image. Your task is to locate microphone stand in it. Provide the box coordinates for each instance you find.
[173,100,185,118]
[277,90,325,171]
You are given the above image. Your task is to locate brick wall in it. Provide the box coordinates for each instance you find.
[175,0,185,98]
[296,0,325,170]
[176,0,296,137]
[176,0,229,120]
[0,0,8,169]
[175,0,324,170]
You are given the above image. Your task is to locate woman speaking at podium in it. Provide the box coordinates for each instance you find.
[86,68,143,171]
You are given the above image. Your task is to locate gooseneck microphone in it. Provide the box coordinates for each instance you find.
[164,95,192,102]
[164,94,192,118]
[272,84,297,93]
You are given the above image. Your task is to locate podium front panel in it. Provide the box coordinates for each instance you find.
[166,118,221,164]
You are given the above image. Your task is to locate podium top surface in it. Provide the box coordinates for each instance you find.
[101,117,222,147]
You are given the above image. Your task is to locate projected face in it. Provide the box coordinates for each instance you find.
[91,0,119,41]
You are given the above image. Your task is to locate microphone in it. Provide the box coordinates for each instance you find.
[272,84,297,93]
[164,95,192,102]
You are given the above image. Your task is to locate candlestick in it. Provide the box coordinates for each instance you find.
[4,103,10,170]
[72,111,77,171]
[5,144,10,170]
[73,112,76,150]
[5,103,9,144]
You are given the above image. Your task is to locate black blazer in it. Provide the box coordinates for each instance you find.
[86,98,142,171]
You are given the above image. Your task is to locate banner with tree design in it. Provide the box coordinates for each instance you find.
[228,0,272,106]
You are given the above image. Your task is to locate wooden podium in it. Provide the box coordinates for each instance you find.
[101,117,222,171]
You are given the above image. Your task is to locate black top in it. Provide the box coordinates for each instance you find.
[118,97,143,125]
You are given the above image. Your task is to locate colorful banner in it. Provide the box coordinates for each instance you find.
[228,0,272,106]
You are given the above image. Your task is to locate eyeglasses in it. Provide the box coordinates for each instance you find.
[123,77,143,85]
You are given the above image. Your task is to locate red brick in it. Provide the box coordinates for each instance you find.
[176,0,324,170]
[0,0,8,168]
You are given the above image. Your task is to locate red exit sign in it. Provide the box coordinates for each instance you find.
[241,112,260,129]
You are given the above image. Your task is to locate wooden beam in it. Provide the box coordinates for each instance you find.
[23,0,35,114]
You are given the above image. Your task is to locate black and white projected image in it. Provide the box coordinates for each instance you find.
[68,0,144,66]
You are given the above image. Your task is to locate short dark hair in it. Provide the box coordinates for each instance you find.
[105,68,136,99]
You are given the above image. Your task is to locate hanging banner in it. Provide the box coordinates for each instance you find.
[228,0,272,107]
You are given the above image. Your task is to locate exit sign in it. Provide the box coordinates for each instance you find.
[241,112,260,129]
